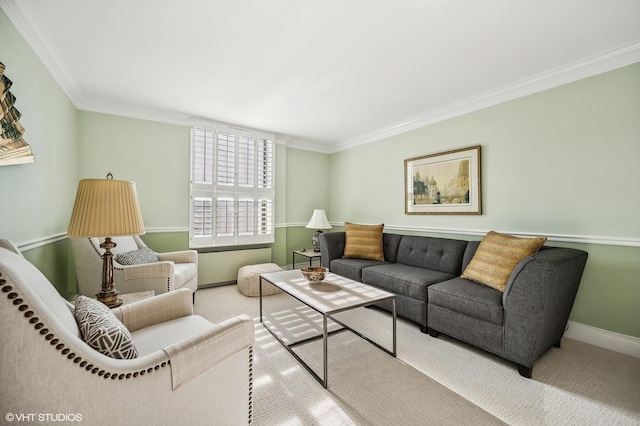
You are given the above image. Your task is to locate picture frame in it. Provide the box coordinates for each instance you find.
[0,62,35,166]
[405,145,481,215]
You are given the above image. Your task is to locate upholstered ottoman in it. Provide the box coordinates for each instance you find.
[237,263,283,297]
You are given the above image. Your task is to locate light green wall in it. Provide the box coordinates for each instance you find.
[554,242,639,337]
[0,7,324,295]
[77,111,190,229]
[330,64,640,236]
[328,64,640,337]
[285,147,331,223]
[2,8,638,338]
[76,113,325,263]
[0,9,78,297]
[283,147,331,259]
[0,9,78,245]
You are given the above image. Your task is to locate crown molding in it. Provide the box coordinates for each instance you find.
[1,0,82,104]
[4,0,639,154]
[286,138,334,154]
[79,40,640,154]
[78,98,192,126]
[335,41,640,153]
[82,98,193,126]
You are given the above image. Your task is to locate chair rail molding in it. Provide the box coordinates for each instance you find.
[10,228,640,357]
[287,222,640,248]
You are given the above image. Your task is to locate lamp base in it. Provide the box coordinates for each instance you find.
[98,237,123,308]
[96,290,123,308]
[312,230,323,252]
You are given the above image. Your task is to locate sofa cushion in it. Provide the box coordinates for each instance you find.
[74,296,139,359]
[461,231,546,292]
[461,240,480,271]
[132,315,214,356]
[343,222,385,261]
[363,263,455,301]
[428,277,504,325]
[329,258,385,282]
[381,233,403,263]
[396,236,468,275]
[116,247,159,265]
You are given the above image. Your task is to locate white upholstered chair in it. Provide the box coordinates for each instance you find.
[70,235,198,302]
[0,239,255,425]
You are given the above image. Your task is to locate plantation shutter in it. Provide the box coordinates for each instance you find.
[189,120,275,248]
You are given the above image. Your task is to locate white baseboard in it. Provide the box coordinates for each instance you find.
[565,321,640,358]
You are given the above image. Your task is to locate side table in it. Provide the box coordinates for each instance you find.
[71,290,156,308]
[292,249,321,268]
[119,290,155,305]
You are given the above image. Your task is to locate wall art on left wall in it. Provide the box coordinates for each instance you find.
[0,61,35,166]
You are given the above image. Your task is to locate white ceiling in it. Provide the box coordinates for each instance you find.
[3,0,640,153]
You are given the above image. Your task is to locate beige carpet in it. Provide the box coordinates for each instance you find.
[194,285,640,425]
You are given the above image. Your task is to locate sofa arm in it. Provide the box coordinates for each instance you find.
[503,247,588,367]
[320,232,346,268]
[112,288,193,332]
[163,314,255,390]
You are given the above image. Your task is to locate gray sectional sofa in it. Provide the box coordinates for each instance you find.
[320,231,588,377]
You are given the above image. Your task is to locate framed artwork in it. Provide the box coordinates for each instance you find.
[405,145,481,215]
[1,62,35,166]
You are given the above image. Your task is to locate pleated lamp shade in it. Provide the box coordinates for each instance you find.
[67,178,145,237]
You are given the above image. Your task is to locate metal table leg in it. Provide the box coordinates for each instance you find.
[323,314,328,388]
[392,297,397,355]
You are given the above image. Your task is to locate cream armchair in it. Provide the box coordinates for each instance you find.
[0,240,255,425]
[70,235,198,301]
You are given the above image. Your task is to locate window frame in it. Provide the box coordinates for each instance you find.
[189,119,275,249]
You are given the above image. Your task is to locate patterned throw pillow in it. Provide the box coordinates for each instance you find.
[115,247,159,265]
[342,222,385,261]
[74,296,139,359]
[461,231,547,292]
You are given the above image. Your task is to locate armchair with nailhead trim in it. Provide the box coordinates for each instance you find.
[70,236,198,302]
[0,240,254,425]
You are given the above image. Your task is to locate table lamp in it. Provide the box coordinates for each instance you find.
[67,173,145,308]
[305,209,332,252]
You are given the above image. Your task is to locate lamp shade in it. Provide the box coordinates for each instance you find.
[305,209,332,230]
[67,178,145,237]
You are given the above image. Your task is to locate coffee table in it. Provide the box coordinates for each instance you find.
[259,269,396,388]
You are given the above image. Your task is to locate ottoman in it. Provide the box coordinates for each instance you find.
[237,263,283,297]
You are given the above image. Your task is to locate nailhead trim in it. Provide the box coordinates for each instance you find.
[248,347,254,425]
[3,270,252,417]
[88,237,173,294]
[1,273,169,380]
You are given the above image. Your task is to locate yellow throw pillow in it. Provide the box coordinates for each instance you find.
[343,222,385,261]
[461,231,546,292]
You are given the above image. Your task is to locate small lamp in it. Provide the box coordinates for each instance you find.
[67,173,145,308]
[305,209,332,252]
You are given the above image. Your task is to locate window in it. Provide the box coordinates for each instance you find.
[190,120,275,248]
